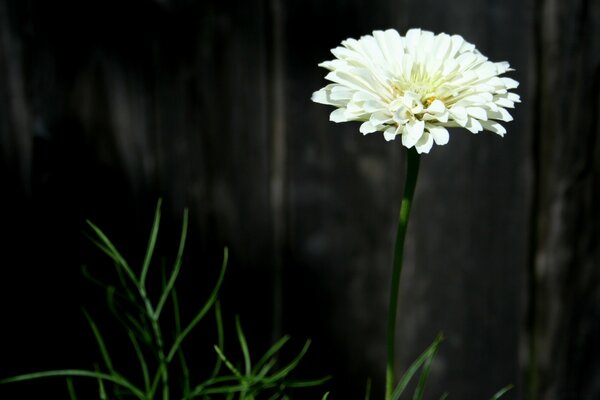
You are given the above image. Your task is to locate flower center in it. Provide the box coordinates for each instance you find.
[423,96,438,108]
[390,78,439,109]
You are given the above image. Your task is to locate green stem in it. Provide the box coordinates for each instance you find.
[385,148,421,400]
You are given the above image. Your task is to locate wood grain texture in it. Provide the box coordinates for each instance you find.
[527,0,600,398]
[0,0,597,399]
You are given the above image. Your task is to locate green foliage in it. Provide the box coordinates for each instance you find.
[390,333,443,400]
[0,201,328,399]
[386,333,513,400]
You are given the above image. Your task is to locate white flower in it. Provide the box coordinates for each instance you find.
[312,28,520,153]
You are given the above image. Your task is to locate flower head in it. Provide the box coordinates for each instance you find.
[312,28,520,153]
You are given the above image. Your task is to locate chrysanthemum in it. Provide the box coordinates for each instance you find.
[312,28,520,153]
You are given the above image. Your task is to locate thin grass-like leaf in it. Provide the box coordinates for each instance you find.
[126,329,150,393]
[86,221,138,286]
[171,288,191,396]
[122,309,153,345]
[255,358,277,380]
[391,333,443,400]
[106,287,150,346]
[83,310,115,375]
[210,301,225,379]
[167,247,228,362]
[66,377,77,400]
[185,375,242,398]
[322,392,330,400]
[213,345,242,378]
[140,200,162,289]
[264,340,311,383]
[439,393,449,400]
[113,258,140,306]
[155,209,189,319]
[200,385,247,395]
[283,376,331,388]
[235,316,252,376]
[0,370,145,400]
[82,265,143,318]
[253,335,291,374]
[148,364,166,399]
[94,365,108,400]
[412,332,442,400]
[365,377,372,400]
[266,392,281,400]
[81,264,109,290]
[490,384,514,400]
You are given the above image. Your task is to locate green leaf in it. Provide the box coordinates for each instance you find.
[167,247,228,362]
[172,287,191,396]
[283,376,331,388]
[322,392,330,400]
[391,333,443,400]
[264,340,311,383]
[94,365,108,400]
[439,392,449,400]
[149,363,166,396]
[155,208,189,319]
[105,286,150,345]
[210,301,225,379]
[213,345,242,378]
[86,220,138,287]
[255,358,277,379]
[83,310,115,375]
[235,316,252,376]
[365,377,372,400]
[126,329,150,393]
[0,370,145,400]
[253,335,291,375]
[66,377,77,400]
[185,375,241,398]
[140,199,162,290]
[413,332,442,400]
[490,384,514,400]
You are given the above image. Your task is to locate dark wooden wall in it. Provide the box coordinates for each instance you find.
[0,0,598,399]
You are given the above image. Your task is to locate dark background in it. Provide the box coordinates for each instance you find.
[0,0,598,399]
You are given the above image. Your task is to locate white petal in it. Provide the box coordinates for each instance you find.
[405,29,422,54]
[495,61,510,74]
[433,33,451,60]
[495,97,515,108]
[415,131,434,153]
[426,99,446,114]
[507,93,521,102]
[330,87,354,101]
[488,107,513,122]
[501,77,519,89]
[359,121,377,134]
[465,117,483,133]
[363,100,386,112]
[428,126,449,145]
[351,91,379,102]
[330,108,348,122]
[401,120,424,147]
[481,120,507,136]
[370,111,393,125]
[449,106,468,126]
[466,107,488,121]
[383,126,397,141]
[311,89,330,104]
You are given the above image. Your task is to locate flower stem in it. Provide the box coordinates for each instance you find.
[385,147,421,400]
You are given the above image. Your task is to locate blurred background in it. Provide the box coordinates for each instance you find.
[0,0,598,399]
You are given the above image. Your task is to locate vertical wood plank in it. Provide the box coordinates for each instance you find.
[527,0,600,398]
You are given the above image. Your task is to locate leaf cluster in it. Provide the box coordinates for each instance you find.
[0,200,328,400]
